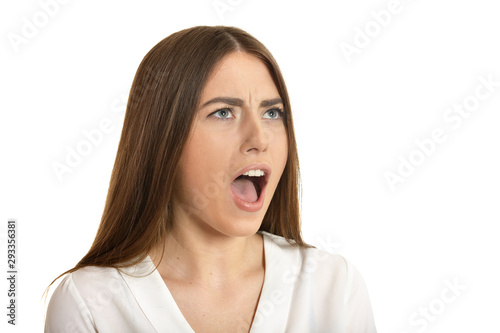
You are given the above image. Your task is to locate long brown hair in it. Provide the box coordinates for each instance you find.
[50,25,310,287]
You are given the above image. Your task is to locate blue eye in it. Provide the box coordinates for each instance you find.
[211,108,233,119]
[263,107,284,119]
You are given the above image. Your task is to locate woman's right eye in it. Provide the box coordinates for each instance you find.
[210,108,233,119]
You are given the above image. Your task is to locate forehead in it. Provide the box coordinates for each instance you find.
[200,52,279,101]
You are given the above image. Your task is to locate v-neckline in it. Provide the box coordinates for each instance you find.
[121,231,273,332]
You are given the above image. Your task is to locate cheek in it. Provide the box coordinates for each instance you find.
[176,130,229,198]
[178,146,208,192]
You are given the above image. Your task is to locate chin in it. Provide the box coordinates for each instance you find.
[212,212,266,239]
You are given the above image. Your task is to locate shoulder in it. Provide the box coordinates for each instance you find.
[45,266,140,332]
[51,266,124,305]
[70,265,126,298]
[259,231,377,331]
[44,270,101,332]
[260,230,350,274]
[260,231,368,301]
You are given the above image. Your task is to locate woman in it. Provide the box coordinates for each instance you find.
[45,26,377,332]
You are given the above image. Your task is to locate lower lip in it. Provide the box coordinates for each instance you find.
[230,183,267,213]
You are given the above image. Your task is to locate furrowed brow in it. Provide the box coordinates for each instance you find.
[259,98,283,107]
[201,97,283,108]
[201,97,244,108]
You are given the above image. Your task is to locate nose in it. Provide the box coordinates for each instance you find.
[240,111,269,154]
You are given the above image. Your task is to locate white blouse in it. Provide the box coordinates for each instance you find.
[45,231,377,332]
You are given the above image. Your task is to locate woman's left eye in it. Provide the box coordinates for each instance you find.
[263,107,283,119]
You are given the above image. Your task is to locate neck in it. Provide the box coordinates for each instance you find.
[151,217,264,290]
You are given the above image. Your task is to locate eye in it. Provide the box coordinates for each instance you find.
[263,107,284,119]
[210,108,233,119]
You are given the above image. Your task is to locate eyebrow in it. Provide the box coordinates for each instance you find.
[201,97,283,108]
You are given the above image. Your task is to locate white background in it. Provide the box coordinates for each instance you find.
[1,0,499,332]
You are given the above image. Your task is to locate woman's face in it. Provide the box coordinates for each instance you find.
[172,52,288,238]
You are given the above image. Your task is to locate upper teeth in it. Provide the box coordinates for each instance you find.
[242,169,265,177]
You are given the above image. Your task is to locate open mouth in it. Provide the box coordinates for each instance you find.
[230,168,269,203]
